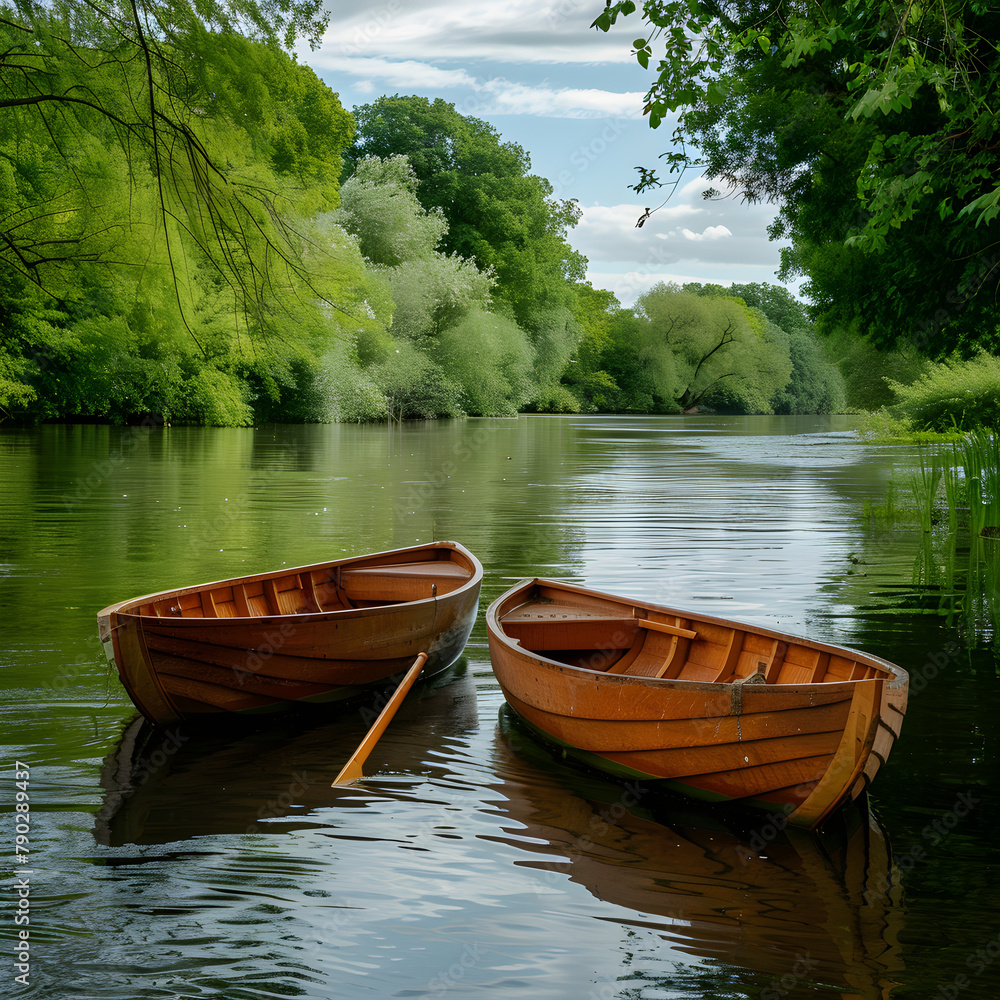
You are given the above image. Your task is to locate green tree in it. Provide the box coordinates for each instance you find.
[637,283,792,412]
[434,309,535,416]
[332,155,447,268]
[323,152,553,419]
[727,283,810,334]
[594,1,1000,355]
[347,96,587,332]
[0,0,337,340]
[687,281,845,413]
[0,15,378,426]
[596,310,666,412]
[562,284,622,410]
[770,328,846,415]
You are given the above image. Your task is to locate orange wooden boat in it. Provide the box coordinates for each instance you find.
[486,578,908,829]
[98,541,482,726]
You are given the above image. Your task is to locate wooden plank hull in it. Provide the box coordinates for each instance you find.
[486,578,908,829]
[98,541,482,725]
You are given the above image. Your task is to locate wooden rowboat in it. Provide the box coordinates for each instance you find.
[98,541,482,726]
[486,578,908,829]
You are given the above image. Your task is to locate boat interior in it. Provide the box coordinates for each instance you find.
[133,552,475,619]
[498,589,891,686]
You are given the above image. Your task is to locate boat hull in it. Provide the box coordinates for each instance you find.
[98,541,482,725]
[486,579,908,829]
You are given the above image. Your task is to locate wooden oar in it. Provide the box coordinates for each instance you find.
[332,652,427,785]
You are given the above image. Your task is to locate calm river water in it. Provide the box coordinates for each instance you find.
[1,415,998,1000]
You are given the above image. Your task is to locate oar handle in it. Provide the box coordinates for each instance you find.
[332,652,428,786]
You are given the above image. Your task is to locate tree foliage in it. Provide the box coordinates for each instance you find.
[699,281,845,413]
[889,353,1000,431]
[347,95,587,333]
[569,282,802,413]
[638,283,792,412]
[434,309,536,416]
[331,155,447,268]
[325,153,546,419]
[0,0,340,338]
[0,12,383,425]
[595,1,1000,354]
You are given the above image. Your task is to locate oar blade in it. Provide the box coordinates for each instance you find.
[332,652,427,786]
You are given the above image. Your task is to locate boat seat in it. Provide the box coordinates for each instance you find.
[342,561,470,580]
[607,620,697,679]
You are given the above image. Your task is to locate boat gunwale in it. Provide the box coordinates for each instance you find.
[98,540,483,624]
[486,577,909,692]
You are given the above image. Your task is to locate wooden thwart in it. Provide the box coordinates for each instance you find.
[332,652,427,786]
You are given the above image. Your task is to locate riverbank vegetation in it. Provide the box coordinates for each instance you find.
[2,1,998,429]
[859,425,1000,647]
[592,3,1000,434]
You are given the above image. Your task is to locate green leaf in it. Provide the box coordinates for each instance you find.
[706,80,727,106]
[958,188,1000,227]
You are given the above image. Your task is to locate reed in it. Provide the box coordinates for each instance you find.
[957,428,1000,537]
[907,450,943,534]
[884,429,1000,645]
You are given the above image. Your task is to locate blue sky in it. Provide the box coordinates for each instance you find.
[300,0,794,306]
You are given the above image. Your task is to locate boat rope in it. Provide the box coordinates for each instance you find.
[731,683,744,740]
[730,666,768,737]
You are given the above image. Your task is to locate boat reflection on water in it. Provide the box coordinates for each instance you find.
[94,662,479,846]
[492,706,905,999]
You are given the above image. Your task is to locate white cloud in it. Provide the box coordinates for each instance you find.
[307,55,644,119]
[586,270,728,306]
[308,55,478,91]
[303,1,792,293]
[476,80,646,118]
[317,0,630,65]
[571,203,704,264]
[681,225,733,241]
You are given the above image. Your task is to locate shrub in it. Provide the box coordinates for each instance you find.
[889,353,1000,431]
[434,309,535,416]
[175,367,253,426]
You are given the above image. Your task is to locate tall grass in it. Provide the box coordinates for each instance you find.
[957,428,1000,537]
[906,451,943,534]
[899,429,1000,645]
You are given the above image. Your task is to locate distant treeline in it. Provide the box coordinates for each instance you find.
[0,19,846,425]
